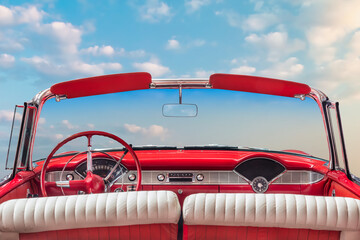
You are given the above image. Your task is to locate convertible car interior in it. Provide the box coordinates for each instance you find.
[0,72,360,240]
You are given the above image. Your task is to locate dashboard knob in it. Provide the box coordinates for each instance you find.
[196,174,204,181]
[66,174,74,181]
[128,174,136,181]
[157,174,165,181]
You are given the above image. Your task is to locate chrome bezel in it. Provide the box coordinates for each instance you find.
[251,176,269,193]
[233,157,287,183]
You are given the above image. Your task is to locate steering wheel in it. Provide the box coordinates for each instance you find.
[40,131,142,197]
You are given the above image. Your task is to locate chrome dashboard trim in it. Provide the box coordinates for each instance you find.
[46,169,324,185]
[120,170,248,185]
[46,171,82,181]
[272,170,325,184]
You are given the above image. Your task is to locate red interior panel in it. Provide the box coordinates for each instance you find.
[326,171,360,199]
[183,225,340,240]
[0,171,38,203]
[20,224,178,240]
[210,73,311,98]
[50,72,151,99]
[0,182,32,204]
[328,181,360,198]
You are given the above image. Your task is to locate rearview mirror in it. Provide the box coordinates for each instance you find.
[162,104,198,117]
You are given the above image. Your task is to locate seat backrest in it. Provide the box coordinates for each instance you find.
[183,193,360,240]
[0,191,181,240]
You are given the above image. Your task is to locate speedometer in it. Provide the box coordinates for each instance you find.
[75,158,127,183]
[251,176,269,193]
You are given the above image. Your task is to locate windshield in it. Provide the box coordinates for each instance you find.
[32,89,328,161]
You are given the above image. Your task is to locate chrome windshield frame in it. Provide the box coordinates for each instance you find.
[17,78,349,179]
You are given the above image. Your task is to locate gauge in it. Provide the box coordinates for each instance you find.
[74,158,127,184]
[251,176,269,193]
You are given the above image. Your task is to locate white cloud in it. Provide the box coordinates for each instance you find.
[81,45,115,56]
[19,16,124,78]
[230,65,256,75]
[189,39,206,47]
[22,56,122,77]
[138,0,172,23]
[0,5,44,26]
[215,10,241,28]
[38,118,46,125]
[301,0,360,63]
[87,123,95,129]
[15,5,44,24]
[242,13,278,31]
[124,123,168,140]
[147,125,168,139]
[0,110,21,122]
[0,33,24,51]
[253,1,264,11]
[216,10,277,31]
[127,49,147,58]
[312,55,360,100]
[133,58,170,77]
[55,134,64,140]
[245,32,305,61]
[308,46,336,64]
[260,57,304,79]
[349,31,360,56]
[117,48,147,58]
[124,123,142,133]
[166,38,180,50]
[0,54,15,68]
[62,120,77,130]
[195,70,214,78]
[165,38,206,50]
[185,0,211,13]
[35,21,82,56]
[0,5,13,25]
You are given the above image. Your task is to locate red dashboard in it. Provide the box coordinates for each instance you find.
[31,149,330,201]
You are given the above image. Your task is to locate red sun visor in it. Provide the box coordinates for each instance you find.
[210,74,311,98]
[50,72,152,99]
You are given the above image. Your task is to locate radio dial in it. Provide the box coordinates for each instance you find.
[157,174,165,181]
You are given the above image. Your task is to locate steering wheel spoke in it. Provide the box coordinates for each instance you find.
[40,131,142,197]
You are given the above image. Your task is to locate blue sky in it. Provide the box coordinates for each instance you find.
[0,0,360,174]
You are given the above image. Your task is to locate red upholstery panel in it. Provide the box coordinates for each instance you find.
[183,225,340,240]
[0,182,32,204]
[50,72,151,99]
[210,73,311,98]
[19,224,178,240]
[328,181,360,199]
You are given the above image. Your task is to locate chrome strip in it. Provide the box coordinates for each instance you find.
[47,170,324,185]
[46,171,82,181]
[120,170,248,185]
[272,170,324,184]
[55,181,70,188]
[308,88,334,170]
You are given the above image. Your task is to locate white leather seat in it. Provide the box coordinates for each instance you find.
[0,191,181,240]
[183,193,360,240]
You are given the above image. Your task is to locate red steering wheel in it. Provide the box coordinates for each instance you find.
[40,131,142,197]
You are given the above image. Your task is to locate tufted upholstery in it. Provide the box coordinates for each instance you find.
[0,191,181,240]
[183,193,360,240]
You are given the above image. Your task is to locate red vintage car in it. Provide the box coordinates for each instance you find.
[0,72,359,240]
